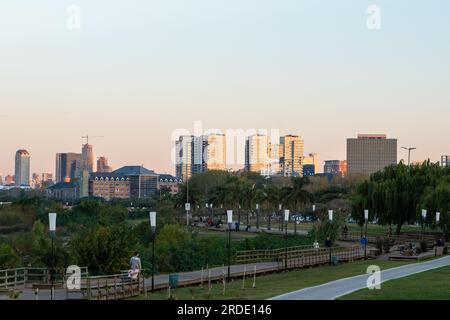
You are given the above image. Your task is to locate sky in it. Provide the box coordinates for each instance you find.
[1,0,449,176]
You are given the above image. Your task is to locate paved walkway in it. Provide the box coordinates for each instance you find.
[270,255,450,300]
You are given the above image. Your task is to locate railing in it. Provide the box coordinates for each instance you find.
[279,246,363,270]
[236,245,314,264]
[339,231,439,245]
[81,272,145,300]
[0,267,88,290]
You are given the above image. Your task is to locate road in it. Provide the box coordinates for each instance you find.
[270,255,450,300]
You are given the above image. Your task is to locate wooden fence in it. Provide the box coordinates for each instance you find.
[80,272,146,300]
[0,267,88,290]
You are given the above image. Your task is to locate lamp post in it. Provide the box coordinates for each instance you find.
[364,210,369,259]
[278,204,282,231]
[185,202,191,226]
[328,210,333,265]
[256,204,260,230]
[227,210,233,281]
[149,211,156,292]
[421,209,427,240]
[435,212,440,257]
[48,213,57,301]
[284,209,289,271]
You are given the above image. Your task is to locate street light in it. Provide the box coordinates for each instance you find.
[48,213,57,301]
[149,212,156,292]
[227,210,233,282]
[284,209,289,271]
[328,210,333,265]
[401,146,417,166]
[435,212,440,257]
[278,204,282,231]
[256,203,260,230]
[421,209,427,240]
[364,210,369,259]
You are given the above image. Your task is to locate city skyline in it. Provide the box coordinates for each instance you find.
[1,1,450,175]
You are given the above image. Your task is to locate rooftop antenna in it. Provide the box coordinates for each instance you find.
[82,135,104,145]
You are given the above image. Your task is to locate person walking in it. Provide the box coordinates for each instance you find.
[129,251,142,280]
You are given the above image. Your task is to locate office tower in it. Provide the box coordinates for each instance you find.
[97,156,112,173]
[205,133,227,171]
[302,153,320,174]
[176,135,194,180]
[347,134,397,175]
[279,135,304,177]
[15,149,30,186]
[0,174,3,185]
[56,153,82,183]
[82,143,95,173]
[441,155,450,167]
[303,164,315,176]
[324,160,347,177]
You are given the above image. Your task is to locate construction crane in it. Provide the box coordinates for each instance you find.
[82,135,104,145]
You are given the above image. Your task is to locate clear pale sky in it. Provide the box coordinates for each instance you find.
[1,0,449,176]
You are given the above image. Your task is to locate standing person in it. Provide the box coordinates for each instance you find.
[235,221,240,232]
[129,251,142,280]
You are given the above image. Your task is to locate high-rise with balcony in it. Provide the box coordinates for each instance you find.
[15,149,30,186]
[245,134,270,174]
[176,135,194,180]
[347,134,397,175]
[205,133,227,171]
[279,135,304,176]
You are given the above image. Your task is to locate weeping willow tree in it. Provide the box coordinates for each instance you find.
[352,161,450,236]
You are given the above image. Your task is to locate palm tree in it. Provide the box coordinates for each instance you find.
[282,177,313,217]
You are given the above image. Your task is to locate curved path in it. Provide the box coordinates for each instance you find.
[270,255,450,300]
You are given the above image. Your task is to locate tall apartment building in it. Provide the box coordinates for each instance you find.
[82,143,95,173]
[279,135,304,177]
[175,134,226,180]
[56,153,82,183]
[347,134,397,175]
[441,155,450,167]
[205,134,227,171]
[176,135,194,180]
[97,156,112,173]
[245,134,273,174]
[15,149,30,186]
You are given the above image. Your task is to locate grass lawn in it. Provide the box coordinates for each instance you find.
[339,266,450,300]
[139,259,417,300]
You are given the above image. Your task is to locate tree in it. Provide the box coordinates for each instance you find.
[0,243,20,269]
[281,177,313,214]
[71,225,138,275]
